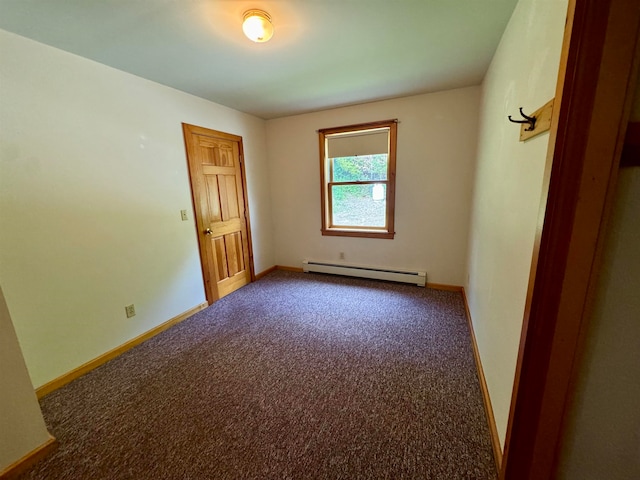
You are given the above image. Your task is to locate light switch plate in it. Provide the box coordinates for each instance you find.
[125,304,136,318]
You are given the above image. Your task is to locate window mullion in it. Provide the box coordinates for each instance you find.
[328,180,386,187]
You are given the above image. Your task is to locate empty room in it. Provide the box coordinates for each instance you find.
[1,1,639,479]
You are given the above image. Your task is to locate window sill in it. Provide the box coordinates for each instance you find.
[321,228,395,239]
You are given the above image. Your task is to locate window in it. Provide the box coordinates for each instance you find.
[319,119,397,239]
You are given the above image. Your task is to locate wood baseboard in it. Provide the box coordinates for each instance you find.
[426,283,463,291]
[255,265,278,280]
[256,265,304,279]
[36,302,209,398]
[461,287,503,471]
[0,435,57,479]
[276,265,304,273]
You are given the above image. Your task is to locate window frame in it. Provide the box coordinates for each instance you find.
[318,119,397,239]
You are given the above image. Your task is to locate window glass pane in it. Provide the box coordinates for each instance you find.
[331,154,388,182]
[331,184,386,227]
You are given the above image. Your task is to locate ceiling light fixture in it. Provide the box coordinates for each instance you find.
[242,9,274,43]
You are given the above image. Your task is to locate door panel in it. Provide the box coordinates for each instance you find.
[204,176,222,222]
[183,124,253,304]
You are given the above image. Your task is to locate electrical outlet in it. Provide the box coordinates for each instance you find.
[180,209,188,221]
[125,304,136,318]
[339,252,345,260]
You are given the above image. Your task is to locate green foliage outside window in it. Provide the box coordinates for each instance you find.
[331,154,388,200]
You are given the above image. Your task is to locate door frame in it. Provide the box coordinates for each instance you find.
[182,123,255,306]
[501,0,640,478]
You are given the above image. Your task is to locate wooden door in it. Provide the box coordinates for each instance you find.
[182,124,253,304]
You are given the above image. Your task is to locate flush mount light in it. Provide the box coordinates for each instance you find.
[242,9,274,43]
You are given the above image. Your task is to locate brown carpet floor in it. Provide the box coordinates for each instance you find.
[21,270,497,479]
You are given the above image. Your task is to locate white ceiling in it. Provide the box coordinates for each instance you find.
[0,0,518,119]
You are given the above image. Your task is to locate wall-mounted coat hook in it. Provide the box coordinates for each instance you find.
[508,107,537,131]
[509,100,554,142]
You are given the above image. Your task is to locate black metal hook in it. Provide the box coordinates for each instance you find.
[508,107,537,131]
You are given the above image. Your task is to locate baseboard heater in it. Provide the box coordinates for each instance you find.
[302,260,426,287]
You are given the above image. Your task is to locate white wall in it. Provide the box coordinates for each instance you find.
[464,0,568,447]
[0,30,274,388]
[557,168,640,480]
[0,286,51,472]
[266,87,480,285]
[556,80,640,480]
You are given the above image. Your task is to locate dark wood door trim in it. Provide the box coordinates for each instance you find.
[501,0,640,478]
[621,121,640,166]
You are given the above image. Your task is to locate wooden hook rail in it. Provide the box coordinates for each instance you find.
[508,99,554,141]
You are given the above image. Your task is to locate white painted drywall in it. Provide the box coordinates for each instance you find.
[266,87,480,285]
[0,286,51,471]
[0,30,274,388]
[464,0,568,447]
[556,80,640,480]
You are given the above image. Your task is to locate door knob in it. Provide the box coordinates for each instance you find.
[204,228,213,235]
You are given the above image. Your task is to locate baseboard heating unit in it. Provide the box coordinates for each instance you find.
[302,260,426,287]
